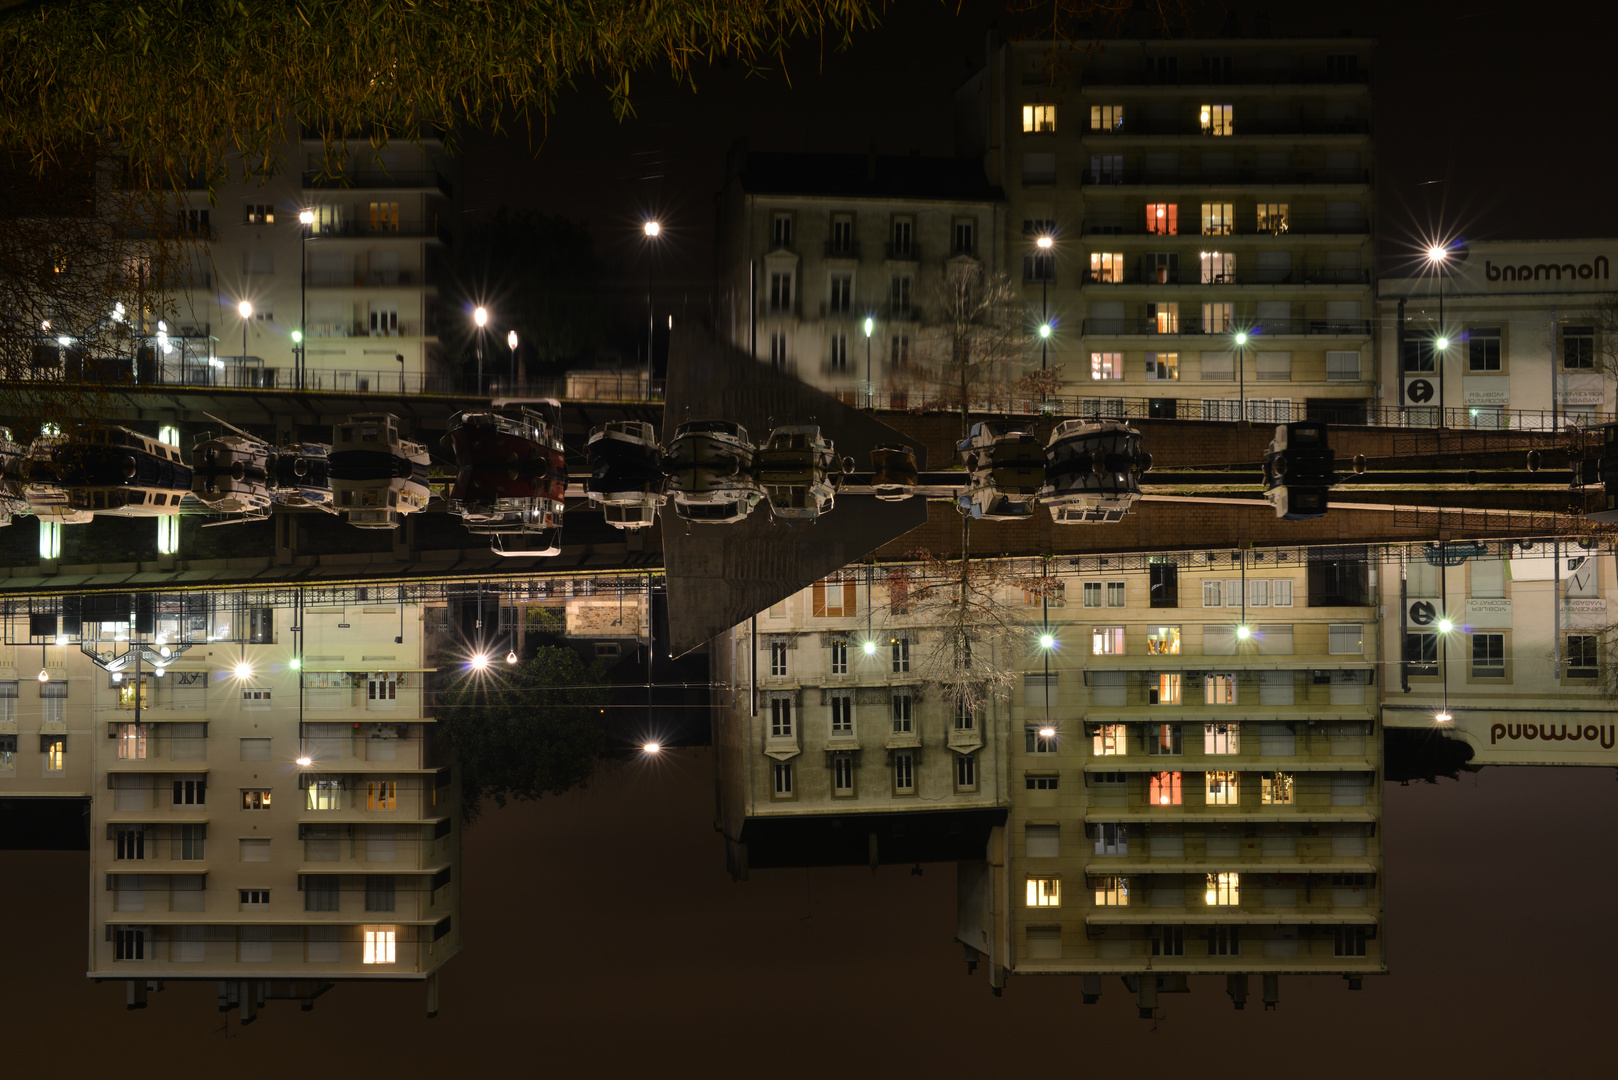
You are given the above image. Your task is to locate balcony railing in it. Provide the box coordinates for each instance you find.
[823,240,861,259]
[1083,316,1371,337]
[884,242,921,261]
[1080,68,1371,87]
[300,170,454,198]
[1082,167,1370,188]
[1082,263,1369,287]
[1082,118,1370,138]
[308,219,452,244]
[1084,216,1371,237]
[308,269,433,288]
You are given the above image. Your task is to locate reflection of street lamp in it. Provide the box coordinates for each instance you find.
[1428,245,1450,425]
[1234,330,1248,423]
[863,316,874,408]
[237,300,252,382]
[1036,234,1054,377]
[473,306,488,392]
[299,209,314,388]
[507,330,519,386]
[643,220,661,399]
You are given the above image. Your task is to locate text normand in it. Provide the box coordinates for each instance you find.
[1490,722,1616,749]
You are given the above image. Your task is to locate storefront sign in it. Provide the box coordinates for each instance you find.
[1491,721,1616,749]
[1486,256,1609,283]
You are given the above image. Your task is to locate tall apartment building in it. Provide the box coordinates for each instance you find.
[1379,536,1618,768]
[714,148,1007,400]
[1376,239,1617,428]
[715,545,1386,1008]
[0,589,462,1017]
[957,35,1377,421]
[163,129,457,391]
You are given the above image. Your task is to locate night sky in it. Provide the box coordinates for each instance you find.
[8,0,1618,1071]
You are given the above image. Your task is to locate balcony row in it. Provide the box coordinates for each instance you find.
[1081,215,1369,237]
[1082,316,1370,338]
[1076,167,1369,188]
[300,170,454,198]
[307,269,438,288]
[1077,118,1370,138]
[1082,263,1369,287]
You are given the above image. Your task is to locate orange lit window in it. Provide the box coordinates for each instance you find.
[1147,204,1178,235]
[1149,771,1183,805]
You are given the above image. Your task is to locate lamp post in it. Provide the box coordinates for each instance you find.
[298,209,313,389]
[473,305,488,394]
[643,220,661,399]
[237,300,252,386]
[863,316,874,409]
[1427,245,1449,426]
[507,330,519,388]
[1234,330,1248,424]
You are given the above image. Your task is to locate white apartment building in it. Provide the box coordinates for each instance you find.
[714,148,1007,402]
[1379,536,1618,767]
[957,35,1378,421]
[161,128,457,391]
[1377,239,1618,428]
[0,589,461,1016]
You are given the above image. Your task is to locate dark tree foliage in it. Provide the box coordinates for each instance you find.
[435,646,609,821]
[445,208,612,377]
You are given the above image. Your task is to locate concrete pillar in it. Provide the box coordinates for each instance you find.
[239,981,257,1025]
[426,971,440,1018]
[125,980,147,1010]
[1080,973,1102,1005]
[1262,973,1280,1010]
[1136,974,1158,1019]
[1226,973,1249,1010]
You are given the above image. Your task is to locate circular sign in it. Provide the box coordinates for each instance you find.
[1409,600,1436,625]
[1406,379,1435,404]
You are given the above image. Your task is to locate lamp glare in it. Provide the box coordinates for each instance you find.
[644,220,661,237]
[643,742,662,754]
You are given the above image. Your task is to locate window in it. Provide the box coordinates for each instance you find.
[1200,350,1234,381]
[1200,250,1236,284]
[894,752,915,793]
[245,203,274,225]
[1564,325,1595,370]
[1335,926,1370,957]
[1089,252,1124,284]
[892,694,913,733]
[306,779,342,811]
[1206,770,1240,805]
[115,723,148,760]
[1148,301,1180,334]
[1147,723,1182,755]
[1021,102,1057,132]
[1093,723,1127,756]
[365,875,396,913]
[179,824,205,860]
[241,789,272,810]
[1467,327,1502,372]
[1145,626,1180,655]
[1261,772,1294,805]
[1329,624,1363,655]
[830,216,854,254]
[1107,581,1126,607]
[954,221,975,255]
[1205,872,1240,906]
[1025,582,1066,608]
[891,637,910,673]
[1024,252,1055,283]
[1203,580,1225,607]
[1089,154,1122,183]
[769,273,792,313]
[1026,877,1061,907]
[1201,203,1234,236]
[115,827,145,860]
[1152,926,1185,957]
[1149,563,1179,608]
[1209,926,1242,956]
[890,275,912,315]
[304,875,340,911]
[1326,350,1360,381]
[769,640,788,677]
[953,698,975,731]
[363,929,397,964]
[1272,579,1294,607]
[955,753,977,790]
[1205,723,1240,755]
[1146,203,1178,235]
[172,778,206,806]
[1404,632,1438,676]
[367,781,398,811]
[1204,674,1237,705]
[830,694,853,734]
[1092,627,1125,655]
[1202,302,1234,334]
[890,334,910,366]
[115,928,146,960]
[1093,876,1128,906]
[773,761,794,796]
[41,679,66,724]
[770,698,793,738]
[820,754,851,796]
[241,686,272,708]
[0,733,11,773]
[1089,104,1122,131]
[240,889,270,907]
[1200,104,1233,135]
[1150,673,1182,706]
[1094,823,1129,856]
[828,275,852,314]
[891,219,913,255]
[1472,633,1505,677]
[1256,203,1289,234]
[1568,634,1599,679]
[829,639,848,675]
[812,581,857,618]
[1090,351,1123,380]
[1149,771,1182,806]
[771,213,792,249]
[1146,351,1179,380]
[1026,773,1059,790]
[1082,582,1102,607]
[1025,727,1057,754]
[1402,337,1436,373]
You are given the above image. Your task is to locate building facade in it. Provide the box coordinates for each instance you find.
[1376,239,1618,428]
[957,35,1378,421]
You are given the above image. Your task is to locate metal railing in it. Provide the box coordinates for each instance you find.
[1083,263,1369,287]
[1081,69,1371,88]
[300,170,454,197]
[1082,118,1370,137]
[1083,317,1372,337]
[1082,167,1370,187]
[307,269,432,288]
[307,220,452,244]
[1084,216,1370,237]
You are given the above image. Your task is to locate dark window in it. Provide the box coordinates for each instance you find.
[1308,551,1370,606]
[1152,925,1185,956]
[1564,326,1595,370]
[365,875,396,912]
[1335,925,1369,956]
[1567,634,1599,679]
[1149,561,1179,608]
[1326,54,1361,81]
[1025,773,1059,790]
[1468,328,1502,372]
[954,222,975,255]
[1403,632,1438,676]
[1023,254,1056,283]
[303,875,340,912]
[1401,337,1435,373]
[1471,633,1505,676]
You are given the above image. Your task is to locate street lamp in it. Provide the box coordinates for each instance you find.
[1233,330,1248,423]
[1427,245,1450,424]
[473,306,488,392]
[863,316,875,408]
[298,209,314,388]
[507,330,519,386]
[1035,235,1054,404]
[643,220,661,399]
[237,300,252,383]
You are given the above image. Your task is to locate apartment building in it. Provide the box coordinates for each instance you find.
[162,128,457,391]
[1379,537,1618,767]
[958,35,1377,420]
[714,147,1007,401]
[715,546,1386,1007]
[1376,239,1618,428]
[0,589,461,1016]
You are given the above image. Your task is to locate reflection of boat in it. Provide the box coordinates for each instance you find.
[191,432,274,513]
[0,427,33,526]
[329,413,431,529]
[444,408,567,550]
[271,442,334,510]
[1040,419,1149,524]
[28,425,192,523]
[870,444,919,502]
[756,424,841,521]
[956,420,1042,520]
[586,421,666,530]
[667,420,762,524]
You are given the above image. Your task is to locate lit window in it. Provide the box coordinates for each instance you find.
[1202,302,1234,334]
[116,723,148,760]
[1089,252,1124,284]
[1089,104,1122,131]
[1199,104,1233,135]
[1146,351,1179,380]
[241,789,272,810]
[1093,875,1128,906]
[1149,301,1180,334]
[1092,627,1125,655]
[306,779,342,811]
[1200,251,1236,284]
[1204,673,1237,705]
[1149,771,1183,805]
[367,781,397,811]
[363,929,397,964]
[1206,770,1240,805]
[1092,723,1127,756]
[1023,104,1057,133]
[43,735,65,772]
[1205,872,1240,906]
[1256,203,1289,234]
[1205,723,1240,755]
[1146,626,1181,654]
[1146,203,1178,235]
[1261,772,1295,805]
[1201,203,1234,236]
[1090,351,1123,381]
[1026,877,1061,907]
[1150,674,1182,706]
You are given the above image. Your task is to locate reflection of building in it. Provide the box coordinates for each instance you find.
[956,34,1377,418]
[0,590,460,1018]
[715,546,1385,1008]
[1379,537,1618,766]
[1376,240,1617,428]
[714,146,1007,401]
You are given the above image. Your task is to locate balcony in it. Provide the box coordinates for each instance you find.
[1080,67,1371,88]
[1083,216,1371,237]
[307,321,426,340]
[1083,316,1370,337]
[1082,118,1370,138]
[884,242,921,262]
[309,219,452,244]
[1082,262,1369,287]
[823,240,861,260]
[301,170,454,198]
[307,269,434,288]
[1082,167,1369,188]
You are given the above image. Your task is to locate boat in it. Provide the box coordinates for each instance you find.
[666,420,763,524]
[755,423,843,521]
[329,413,431,529]
[26,425,192,523]
[0,427,34,526]
[870,444,919,502]
[1040,419,1150,524]
[586,420,666,530]
[191,429,275,513]
[270,442,335,511]
[444,406,567,550]
[955,420,1043,520]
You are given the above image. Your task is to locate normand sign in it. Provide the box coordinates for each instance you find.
[1485,256,1609,284]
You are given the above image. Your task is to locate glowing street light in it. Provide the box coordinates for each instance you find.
[1434,712,1453,723]
[1036,235,1053,251]
[237,300,253,364]
[1038,726,1056,738]
[643,221,662,397]
[296,755,313,766]
[299,209,315,226]
[154,666,166,677]
[1437,618,1454,634]
[1427,245,1448,264]
[643,742,662,754]
[111,671,123,683]
[1235,625,1252,640]
[288,657,302,671]
[1039,323,1052,340]
[863,316,876,407]
[233,661,252,680]
[505,650,519,665]
[863,640,877,656]
[473,306,488,328]
[643,220,661,238]
[1435,336,1450,351]
[37,667,49,683]
[469,653,490,672]
[1039,633,1056,650]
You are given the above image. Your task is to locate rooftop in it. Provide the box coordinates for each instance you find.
[734,151,1002,203]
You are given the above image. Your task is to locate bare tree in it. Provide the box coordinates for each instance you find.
[912,261,1033,436]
